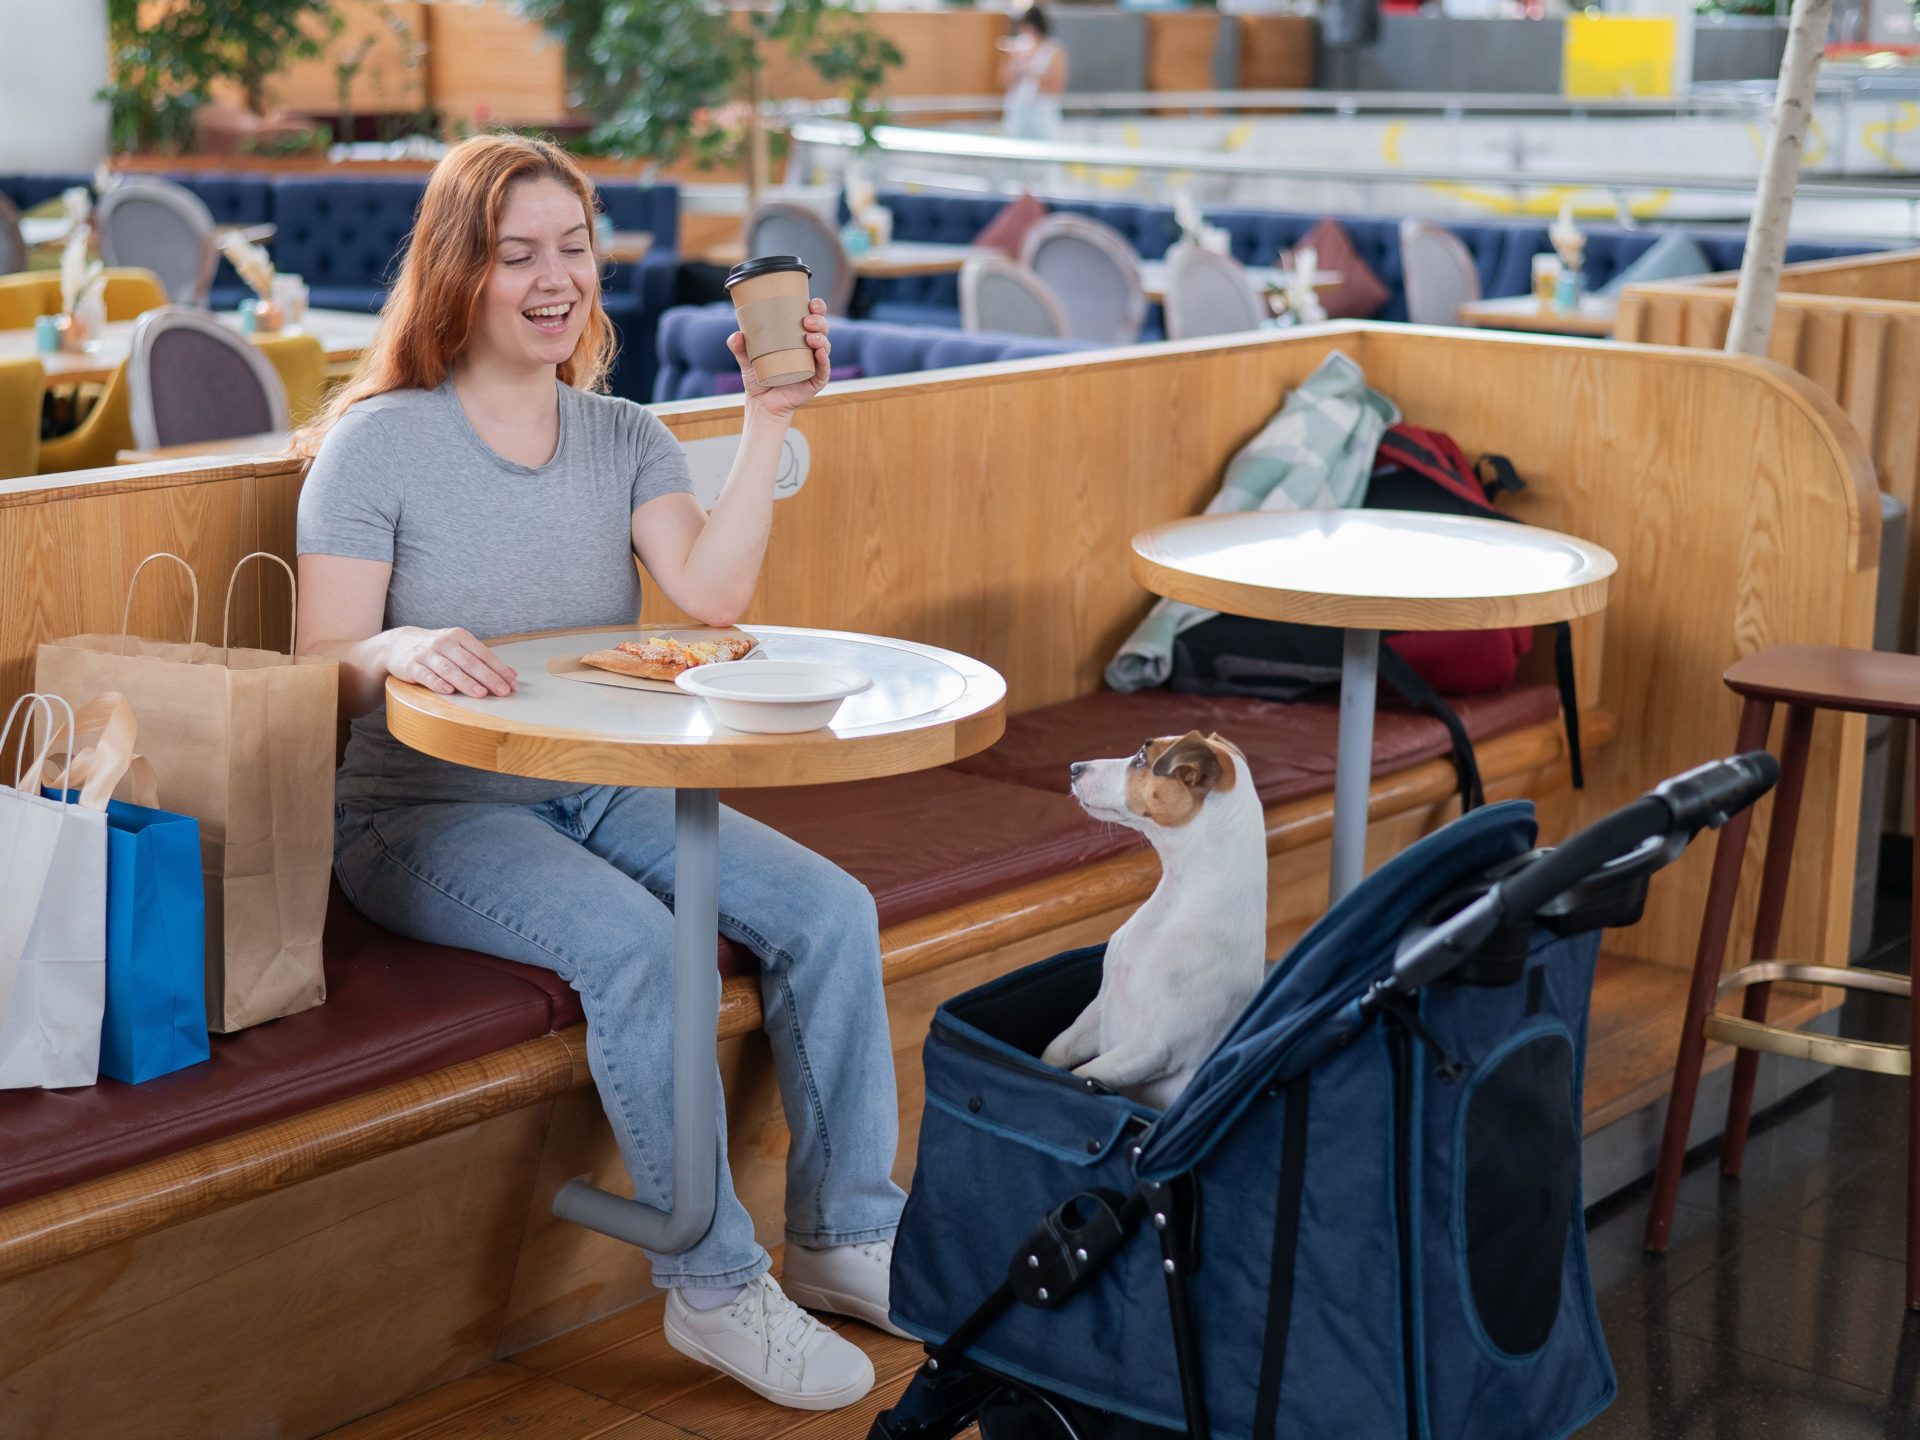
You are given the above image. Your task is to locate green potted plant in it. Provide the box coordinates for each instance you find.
[100,0,344,155]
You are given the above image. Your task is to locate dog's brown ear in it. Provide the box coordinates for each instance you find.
[1203,733,1241,791]
[1152,730,1223,794]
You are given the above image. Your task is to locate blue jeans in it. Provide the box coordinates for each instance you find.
[332,784,906,1288]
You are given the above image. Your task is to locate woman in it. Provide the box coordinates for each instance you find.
[998,5,1067,143]
[295,135,902,1412]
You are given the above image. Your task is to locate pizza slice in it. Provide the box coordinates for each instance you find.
[580,634,754,681]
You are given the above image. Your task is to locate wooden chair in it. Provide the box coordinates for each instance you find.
[1645,644,1920,1308]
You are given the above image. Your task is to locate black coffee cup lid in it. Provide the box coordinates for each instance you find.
[726,255,812,287]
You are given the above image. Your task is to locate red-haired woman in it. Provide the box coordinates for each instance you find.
[296,136,897,1411]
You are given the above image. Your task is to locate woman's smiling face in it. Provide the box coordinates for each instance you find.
[469,176,599,372]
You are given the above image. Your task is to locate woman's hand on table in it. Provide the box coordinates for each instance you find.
[728,298,830,423]
[388,626,518,699]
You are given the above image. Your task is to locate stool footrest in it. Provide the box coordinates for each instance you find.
[1716,961,1912,1001]
[1702,962,1911,1076]
[1702,1013,1911,1077]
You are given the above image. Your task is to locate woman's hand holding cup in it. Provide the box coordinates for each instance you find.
[390,626,518,699]
[728,297,830,422]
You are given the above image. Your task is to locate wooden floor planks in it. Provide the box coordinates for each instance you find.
[324,1288,930,1440]
[329,953,1785,1440]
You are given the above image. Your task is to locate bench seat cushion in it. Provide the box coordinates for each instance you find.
[0,895,558,1210]
[0,684,1565,1213]
[725,769,1143,929]
[949,684,1562,806]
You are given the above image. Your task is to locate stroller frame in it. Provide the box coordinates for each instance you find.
[874,755,1778,1440]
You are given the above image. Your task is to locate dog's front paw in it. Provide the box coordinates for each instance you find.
[1040,1036,1072,1069]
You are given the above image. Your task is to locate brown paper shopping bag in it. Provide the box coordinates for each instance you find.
[36,552,339,1031]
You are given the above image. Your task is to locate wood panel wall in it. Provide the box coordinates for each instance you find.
[1147,12,1223,95]
[254,0,430,119]
[1236,15,1318,91]
[4,326,1876,980]
[1683,248,1920,303]
[212,1,1318,128]
[422,3,572,129]
[1618,254,1920,830]
[749,10,1008,105]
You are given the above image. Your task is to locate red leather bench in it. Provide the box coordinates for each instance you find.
[0,684,1561,1212]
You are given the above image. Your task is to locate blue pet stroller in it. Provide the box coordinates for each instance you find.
[873,756,1779,1440]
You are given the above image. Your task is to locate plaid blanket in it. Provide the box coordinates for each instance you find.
[1105,349,1399,692]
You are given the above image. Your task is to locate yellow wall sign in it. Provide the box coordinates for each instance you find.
[1563,16,1677,100]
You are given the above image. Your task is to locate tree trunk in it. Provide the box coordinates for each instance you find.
[745,66,769,212]
[1725,0,1833,357]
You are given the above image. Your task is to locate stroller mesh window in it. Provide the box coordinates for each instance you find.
[1462,1030,1576,1357]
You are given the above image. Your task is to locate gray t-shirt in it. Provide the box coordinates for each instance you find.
[297,378,693,808]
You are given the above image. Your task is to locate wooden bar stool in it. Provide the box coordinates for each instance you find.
[1643,645,1920,1306]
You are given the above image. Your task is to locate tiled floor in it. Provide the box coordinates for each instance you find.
[1581,890,1920,1438]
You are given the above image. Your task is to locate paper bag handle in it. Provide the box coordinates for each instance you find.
[40,692,151,811]
[121,552,202,655]
[1,692,76,796]
[223,551,298,658]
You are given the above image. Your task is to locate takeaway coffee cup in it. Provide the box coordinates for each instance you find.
[725,255,816,387]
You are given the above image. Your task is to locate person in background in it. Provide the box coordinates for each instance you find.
[998,5,1067,143]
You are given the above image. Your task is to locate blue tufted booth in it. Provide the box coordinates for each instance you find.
[268,175,680,399]
[851,189,1880,328]
[1,170,681,400]
[653,302,1091,403]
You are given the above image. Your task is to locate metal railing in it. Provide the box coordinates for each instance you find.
[784,117,1920,238]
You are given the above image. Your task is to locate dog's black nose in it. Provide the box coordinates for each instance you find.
[1069,762,1088,780]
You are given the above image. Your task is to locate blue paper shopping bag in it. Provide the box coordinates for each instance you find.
[99,797,208,1083]
[41,692,209,1084]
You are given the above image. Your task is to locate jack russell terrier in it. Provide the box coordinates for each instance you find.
[1042,731,1269,1109]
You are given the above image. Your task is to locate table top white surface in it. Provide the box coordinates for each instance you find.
[1131,508,1617,632]
[385,625,1008,789]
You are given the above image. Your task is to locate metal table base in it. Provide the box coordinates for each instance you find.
[552,787,722,1253]
[1329,628,1380,904]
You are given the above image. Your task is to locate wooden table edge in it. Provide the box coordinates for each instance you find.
[384,625,1010,789]
[1129,514,1617,632]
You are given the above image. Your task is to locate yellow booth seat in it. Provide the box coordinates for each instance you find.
[0,269,169,330]
[37,363,129,474]
[253,332,326,427]
[0,356,42,479]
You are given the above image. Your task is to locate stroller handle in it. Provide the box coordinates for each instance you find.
[1387,751,1779,994]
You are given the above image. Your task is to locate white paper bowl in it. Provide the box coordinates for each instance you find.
[674,660,873,734]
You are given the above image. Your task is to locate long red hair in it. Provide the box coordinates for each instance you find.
[299,135,616,454]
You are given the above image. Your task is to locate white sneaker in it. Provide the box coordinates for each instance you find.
[782,1238,913,1339]
[663,1273,875,1411]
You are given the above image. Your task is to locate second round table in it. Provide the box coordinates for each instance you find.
[1131,509,1615,902]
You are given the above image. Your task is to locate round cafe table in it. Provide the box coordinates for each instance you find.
[387,623,1005,1252]
[1131,510,1615,904]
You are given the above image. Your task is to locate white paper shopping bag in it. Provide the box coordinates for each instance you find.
[0,694,108,1088]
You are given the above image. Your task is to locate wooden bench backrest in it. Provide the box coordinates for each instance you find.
[1618,249,1920,655]
[0,323,1877,976]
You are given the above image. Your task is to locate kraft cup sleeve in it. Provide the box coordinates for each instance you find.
[732,295,811,362]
